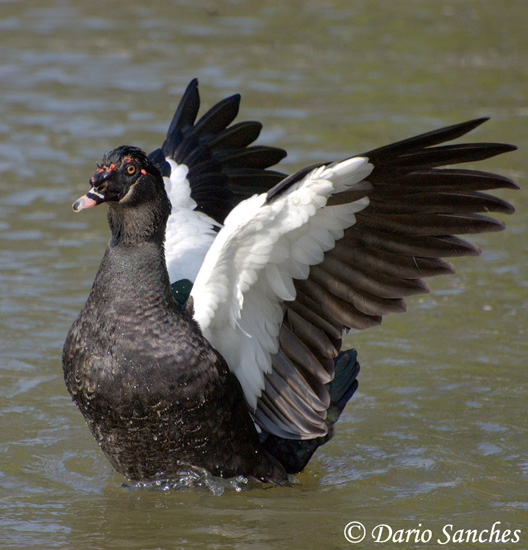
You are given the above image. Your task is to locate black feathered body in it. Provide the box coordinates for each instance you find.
[63,214,286,484]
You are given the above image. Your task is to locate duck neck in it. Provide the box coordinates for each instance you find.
[95,240,174,312]
[87,194,176,318]
[107,194,171,247]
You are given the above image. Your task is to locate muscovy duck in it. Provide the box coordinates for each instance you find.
[63,79,517,485]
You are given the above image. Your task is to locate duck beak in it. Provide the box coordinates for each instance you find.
[72,188,105,212]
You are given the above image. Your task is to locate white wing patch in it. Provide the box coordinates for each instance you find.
[163,159,221,283]
[191,157,374,410]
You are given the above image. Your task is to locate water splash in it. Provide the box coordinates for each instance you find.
[122,465,252,496]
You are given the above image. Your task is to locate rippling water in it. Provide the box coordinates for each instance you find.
[1,1,527,549]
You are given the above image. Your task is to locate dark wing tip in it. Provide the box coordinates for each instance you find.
[155,82,289,224]
[363,117,516,165]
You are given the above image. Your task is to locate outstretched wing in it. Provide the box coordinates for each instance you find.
[191,158,374,412]
[192,118,517,440]
[149,78,287,223]
[148,79,287,283]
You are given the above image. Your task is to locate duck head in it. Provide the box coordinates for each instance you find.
[73,146,165,212]
[74,146,172,244]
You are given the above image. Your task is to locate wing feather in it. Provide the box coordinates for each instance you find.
[191,159,373,410]
[191,118,517,439]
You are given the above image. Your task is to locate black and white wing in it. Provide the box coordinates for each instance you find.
[191,118,517,440]
[191,157,373,407]
[148,78,287,282]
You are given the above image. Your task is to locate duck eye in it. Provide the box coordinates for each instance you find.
[126,164,136,176]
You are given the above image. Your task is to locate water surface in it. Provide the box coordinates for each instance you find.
[1,1,527,549]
